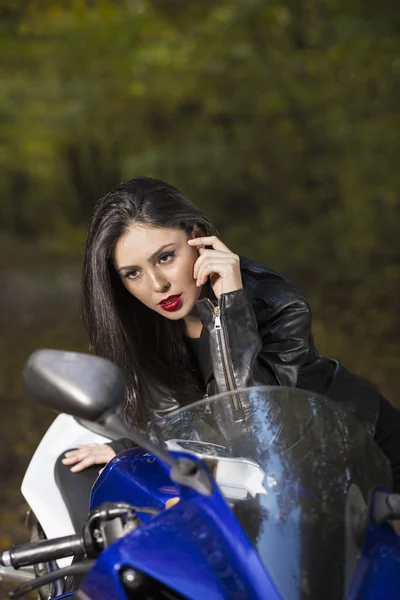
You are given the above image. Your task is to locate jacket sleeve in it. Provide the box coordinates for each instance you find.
[107,438,136,454]
[196,287,311,392]
[374,396,400,493]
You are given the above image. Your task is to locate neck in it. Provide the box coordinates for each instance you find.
[184,315,203,339]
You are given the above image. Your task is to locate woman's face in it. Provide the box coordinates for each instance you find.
[113,223,202,320]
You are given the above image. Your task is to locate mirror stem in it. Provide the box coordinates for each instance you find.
[101,413,212,496]
[102,412,177,468]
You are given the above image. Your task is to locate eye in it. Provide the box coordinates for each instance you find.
[124,269,141,281]
[159,251,175,265]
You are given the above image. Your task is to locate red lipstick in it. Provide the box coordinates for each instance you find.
[159,294,183,312]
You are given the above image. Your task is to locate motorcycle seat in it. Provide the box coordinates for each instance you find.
[54,449,100,534]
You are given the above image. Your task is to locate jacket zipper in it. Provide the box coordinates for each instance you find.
[203,390,211,413]
[207,299,241,416]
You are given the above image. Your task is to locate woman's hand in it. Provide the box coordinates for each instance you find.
[188,236,243,300]
[62,444,116,473]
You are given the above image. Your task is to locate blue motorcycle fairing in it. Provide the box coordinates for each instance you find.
[54,387,400,599]
[86,450,400,599]
[82,453,281,600]
[347,486,400,600]
[90,447,180,522]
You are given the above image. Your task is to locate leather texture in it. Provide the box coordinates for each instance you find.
[110,255,381,458]
[195,257,380,436]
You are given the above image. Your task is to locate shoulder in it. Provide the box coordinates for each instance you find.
[239,256,310,314]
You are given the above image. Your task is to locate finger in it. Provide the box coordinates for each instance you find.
[70,457,98,473]
[76,444,97,449]
[90,451,114,463]
[64,451,90,460]
[197,258,236,286]
[62,450,92,465]
[64,450,79,457]
[193,250,230,279]
[68,447,114,463]
[64,448,92,458]
[63,452,88,462]
[196,262,219,286]
[62,456,80,465]
[188,236,230,252]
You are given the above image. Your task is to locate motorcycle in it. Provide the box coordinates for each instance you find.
[1,348,400,599]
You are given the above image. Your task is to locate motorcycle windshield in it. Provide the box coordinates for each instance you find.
[148,387,391,600]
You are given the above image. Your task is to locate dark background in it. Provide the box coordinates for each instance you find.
[1,0,399,594]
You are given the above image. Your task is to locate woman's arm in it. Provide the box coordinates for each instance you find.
[374,396,400,492]
[62,438,138,472]
[197,287,312,392]
[189,235,311,392]
[62,443,116,472]
[107,438,136,454]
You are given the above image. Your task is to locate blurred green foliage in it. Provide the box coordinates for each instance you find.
[0,0,399,587]
[1,0,399,386]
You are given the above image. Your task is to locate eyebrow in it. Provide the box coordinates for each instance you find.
[117,243,176,273]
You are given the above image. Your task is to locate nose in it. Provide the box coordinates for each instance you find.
[148,269,170,294]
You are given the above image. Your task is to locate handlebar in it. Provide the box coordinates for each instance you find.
[1,501,148,572]
[0,534,84,569]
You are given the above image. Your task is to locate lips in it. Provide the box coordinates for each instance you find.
[159,294,183,312]
[159,294,181,305]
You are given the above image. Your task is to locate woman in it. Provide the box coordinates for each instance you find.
[62,176,400,491]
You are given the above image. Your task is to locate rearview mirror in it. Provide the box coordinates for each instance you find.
[23,349,125,421]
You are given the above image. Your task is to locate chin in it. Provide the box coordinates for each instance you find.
[161,311,184,320]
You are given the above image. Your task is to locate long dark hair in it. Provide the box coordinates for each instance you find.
[82,176,218,430]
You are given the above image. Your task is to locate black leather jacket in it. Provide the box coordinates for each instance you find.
[111,256,383,452]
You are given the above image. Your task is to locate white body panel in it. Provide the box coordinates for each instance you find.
[21,414,110,566]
